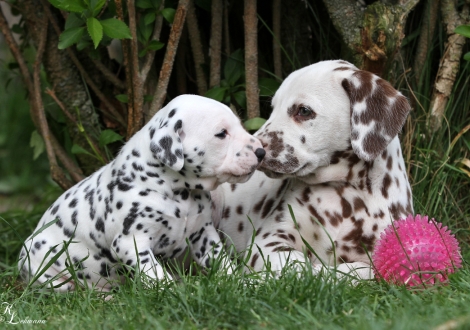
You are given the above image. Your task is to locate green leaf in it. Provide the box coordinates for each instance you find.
[455,25,470,39]
[161,8,176,23]
[11,24,23,34]
[115,94,128,103]
[58,26,86,49]
[244,117,266,131]
[136,0,154,9]
[224,49,244,86]
[144,95,154,103]
[30,130,45,160]
[232,91,246,108]
[139,48,148,57]
[147,40,165,51]
[205,87,227,102]
[195,0,211,12]
[49,0,87,13]
[91,0,107,16]
[101,18,132,39]
[464,52,470,61]
[64,13,85,30]
[87,17,103,48]
[259,78,281,97]
[71,144,94,156]
[144,12,156,25]
[76,38,92,51]
[137,19,153,43]
[99,129,124,147]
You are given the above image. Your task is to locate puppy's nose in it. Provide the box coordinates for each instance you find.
[255,148,266,162]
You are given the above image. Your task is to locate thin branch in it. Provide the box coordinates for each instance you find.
[186,0,207,94]
[148,0,190,119]
[33,18,73,190]
[272,0,282,80]
[413,0,440,84]
[88,55,126,89]
[126,0,144,137]
[141,0,165,82]
[244,0,259,119]
[50,134,85,183]
[115,0,134,138]
[209,0,223,87]
[223,0,230,56]
[429,0,469,132]
[46,88,109,163]
[0,6,33,93]
[40,0,127,127]
[175,28,188,94]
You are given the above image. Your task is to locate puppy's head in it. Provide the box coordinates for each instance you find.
[255,60,411,179]
[148,95,264,188]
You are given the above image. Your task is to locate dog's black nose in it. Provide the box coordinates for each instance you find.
[255,148,266,162]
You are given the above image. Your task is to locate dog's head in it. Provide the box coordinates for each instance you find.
[146,95,264,189]
[256,60,411,179]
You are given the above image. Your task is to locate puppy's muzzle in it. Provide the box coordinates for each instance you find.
[255,148,266,162]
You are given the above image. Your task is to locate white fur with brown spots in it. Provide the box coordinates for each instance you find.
[212,60,413,280]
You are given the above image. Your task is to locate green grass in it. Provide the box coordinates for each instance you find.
[1,4,470,329]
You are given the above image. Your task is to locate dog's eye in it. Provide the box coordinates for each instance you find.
[294,105,316,121]
[298,106,312,116]
[215,129,227,139]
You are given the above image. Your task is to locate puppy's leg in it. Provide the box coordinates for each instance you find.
[244,230,309,275]
[111,234,167,283]
[188,222,228,271]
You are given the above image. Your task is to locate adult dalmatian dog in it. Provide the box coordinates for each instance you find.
[19,95,265,291]
[212,60,413,279]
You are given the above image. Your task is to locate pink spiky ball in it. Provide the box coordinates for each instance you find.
[372,214,462,287]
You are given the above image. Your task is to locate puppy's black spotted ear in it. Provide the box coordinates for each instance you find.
[149,108,184,171]
[339,66,411,161]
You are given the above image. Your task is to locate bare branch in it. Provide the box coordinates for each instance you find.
[272,0,282,80]
[33,18,73,189]
[0,6,33,93]
[148,0,190,119]
[413,0,440,84]
[115,0,134,138]
[429,0,469,132]
[88,55,126,90]
[46,88,109,163]
[187,0,207,94]
[126,0,144,137]
[141,0,166,82]
[244,0,259,119]
[223,0,231,56]
[209,0,223,87]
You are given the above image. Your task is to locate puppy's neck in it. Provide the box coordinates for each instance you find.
[299,138,409,195]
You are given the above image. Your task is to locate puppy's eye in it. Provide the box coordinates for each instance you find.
[294,105,316,121]
[215,129,227,139]
[298,106,312,116]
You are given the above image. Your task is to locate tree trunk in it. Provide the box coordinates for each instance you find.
[209,0,223,88]
[244,0,259,119]
[322,0,419,76]
[17,0,104,175]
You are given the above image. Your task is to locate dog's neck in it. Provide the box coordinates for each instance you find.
[298,138,409,195]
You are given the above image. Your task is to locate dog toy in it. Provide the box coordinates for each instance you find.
[372,214,462,287]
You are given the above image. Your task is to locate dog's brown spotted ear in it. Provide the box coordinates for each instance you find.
[340,69,411,162]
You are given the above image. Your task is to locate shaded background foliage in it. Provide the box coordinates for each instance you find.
[0,0,469,252]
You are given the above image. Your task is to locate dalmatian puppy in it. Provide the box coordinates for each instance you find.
[19,95,265,292]
[212,60,413,279]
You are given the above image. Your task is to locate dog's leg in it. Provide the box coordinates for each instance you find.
[112,235,167,284]
[188,223,230,272]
